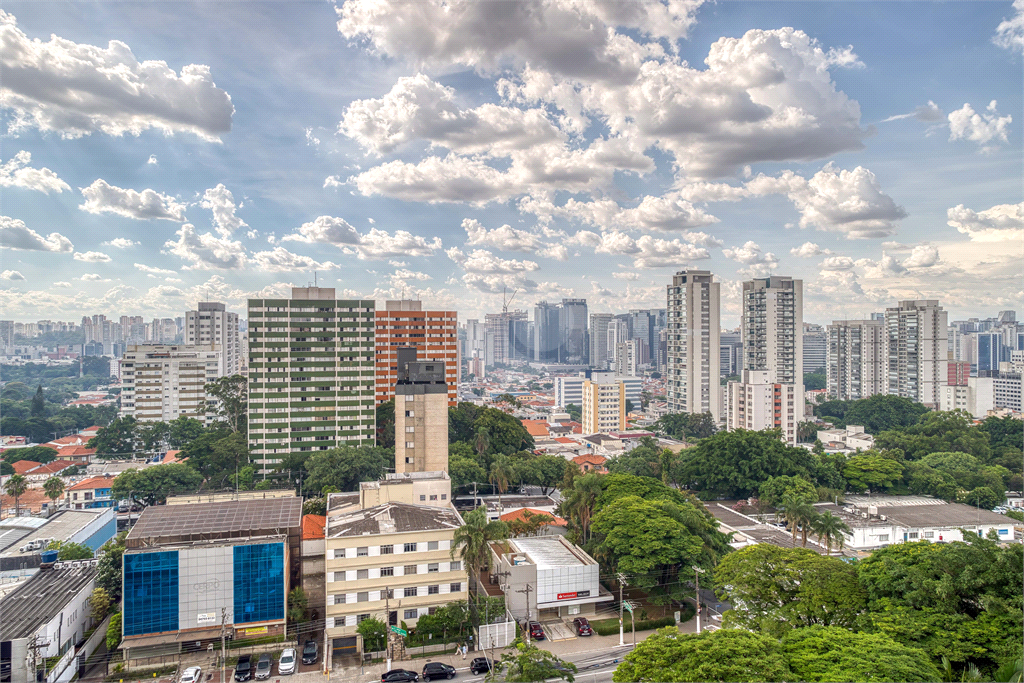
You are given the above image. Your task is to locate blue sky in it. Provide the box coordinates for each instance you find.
[1,0,1021,326]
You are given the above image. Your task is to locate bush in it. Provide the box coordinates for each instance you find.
[593,615,679,636]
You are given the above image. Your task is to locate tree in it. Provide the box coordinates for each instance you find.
[712,545,866,636]
[508,510,555,537]
[964,486,1003,511]
[843,451,905,492]
[303,498,326,515]
[89,587,112,621]
[2,445,59,464]
[560,473,603,543]
[449,454,488,490]
[111,463,204,505]
[137,421,171,452]
[655,412,716,441]
[376,399,395,448]
[451,507,509,582]
[815,394,930,434]
[804,371,826,391]
[167,416,205,449]
[489,455,514,507]
[606,438,663,480]
[106,612,122,650]
[287,587,309,623]
[3,474,28,516]
[797,421,820,443]
[811,510,851,554]
[30,384,45,417]
[43,476,65,509]
[46,540,94,560]
[97,532,127,601]
[613,627,790,683]
[304,446,394,494]
[501,638,577,682]
[512,454,566,495]
[875,410,991,461]
[357,617,387,653]
[775,493,818,546]
[204,374,248,436]
[564,404,582,422]
[784,626,942,682]
[87,415,139,458]
[758,475,818,507]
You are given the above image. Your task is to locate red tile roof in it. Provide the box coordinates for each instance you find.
[162,450,182,463]
[11,461,42,475]
[520,420,550,437]
[1,488,50,516]
[55,445,96,458]
[500,508,566,526]
[572,454,607,465]
[68,475,116,491]
[302,514,326,540]
[27,460,79,475]
[554,437,577,444]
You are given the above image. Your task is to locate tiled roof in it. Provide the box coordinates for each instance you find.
[572,454,606,465]
[0,488,50,515]
[520,420,550,437]
[554,437,577,444]
[162,450,182,463]
[10,461,41,475]
[500,508,566,526]
[302,514,326,540]
[27,460,79,475]
[68,476,116,491]
[55,446,96,458]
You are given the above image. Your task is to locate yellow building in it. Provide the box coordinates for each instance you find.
[581,379,626,434]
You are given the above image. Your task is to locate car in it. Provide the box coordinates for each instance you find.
[234,655,252,682]
[572,617,593,636]
[528,622,545,640]
[278,648,296,675]
[422,662,456,681]
[180,666,202,683]
[302,639,319,665]
[469,658,491,675]
[117,500,130,513]
[254,654,272,680]
[381,669,419,682]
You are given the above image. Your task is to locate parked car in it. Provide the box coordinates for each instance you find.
[278,648,296,675]
[422,662,456,681]
[117,500,130,513]
[255,654,272,680]
[529,622,545,640]
[234,655,252,682]
[469,658,491,675]
[302,639,319,665]
[381,669,419,682]
[180,666,202,683]
[572,617,593,636]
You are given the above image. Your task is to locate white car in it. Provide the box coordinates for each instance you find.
[181,667,202,683]
[278,649,297,675]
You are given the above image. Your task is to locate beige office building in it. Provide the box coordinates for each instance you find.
[394,348,449,474]
[581,379,626,434]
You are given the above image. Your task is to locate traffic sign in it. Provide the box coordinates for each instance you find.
[623,601,635,614]
[390,626,407,636]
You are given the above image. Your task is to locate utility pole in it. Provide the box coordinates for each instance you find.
[617,573,627,647]
[693,566,705,634]
[220,607,227,683]
[385,586,392,672]
[516,584,533,645]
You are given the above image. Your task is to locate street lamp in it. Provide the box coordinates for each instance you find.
[692,566,706,634]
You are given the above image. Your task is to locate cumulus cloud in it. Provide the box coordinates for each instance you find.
[390,269,432,282]
[134,263,177,275]
[994,0,1024,51]
[0,216,73,252]
[282,216,442,260]
[284,216,363,246]
[462,218,544,252]
[790,242,830,257]
[855,253,906,279]
[80,273,107,281]
[612,271,640,280]
[948,101,1012,152]
[103,237,139,248]
[947,202,1024,242]
[0,151,70,194]
[901,244,939,269]
[520,192,719,232]
[73,251,111,263]
[0,270,25,280]
[250,247,339,272]
[147,155,159,165]
[79,179,186,221]
[200,184,247,236]
[447,247,540,274]
[567,230,711,269]
[881,100,945,123]
[0,10,233,140]
[164,223,246,269]
[722,240,778,277]
[819,255,855,270]
[53,281,71,288]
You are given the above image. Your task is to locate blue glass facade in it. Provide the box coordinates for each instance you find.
[233,543,284,624]
[123,551,179,636]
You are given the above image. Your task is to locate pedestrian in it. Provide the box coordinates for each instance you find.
[461,643,467,660]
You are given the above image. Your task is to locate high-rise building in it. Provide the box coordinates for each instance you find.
[247,288,376,470]
[667,270,721,422]
[375,300,457,406]
[719,330,742,377]
[742,276,803,389]
[185,302,241,376]
[485,311,528,365]
[607,319,629,369]
[394,348,449,474]
[559,299,589,364]
[826,320,887,400]
[614,340,639,377]
[589,313,613,369]
[725,369,800,445]
[0,320,13,347]
[885,300,948,408]
[590,371,642,407]
[554,375,586,409]
[970,332,1010,374]
[948,360,971,386]
[119,345,225,425]
[534,301,561,363]
[802,323,827,374]
[581,379,625,434]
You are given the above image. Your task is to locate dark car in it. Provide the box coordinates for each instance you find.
[254,654,272,681]
[381,669,419,682]
[234,655,252,682]
[572,617,592,636]
[529,622,545,640]
[302,640,319,665]
[422,662,455,681]
[469,658,491,675]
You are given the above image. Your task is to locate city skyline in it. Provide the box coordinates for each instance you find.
[0,1,1021,327]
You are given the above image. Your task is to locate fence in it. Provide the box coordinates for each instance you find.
[476,611,516,651]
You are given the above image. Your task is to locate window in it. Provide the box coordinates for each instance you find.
[404,543,417,552]
[419,495,426,501]
[357,592,369,602]
[357,569,369,580]
[357,546,368,557]
[428,606,438,615]
[405,441,415,448]
[404,565,417,575]
[450,583,462,593]
[333,571,346,581]
[878,534,889,542]
[429,495,438,501]
[357,614,371,623]
[923,531,934,538]
[428,563,439,573]
[908,532,919,539]
[450,561,461,571]
[233,543,285,625]
[441,494,447,500]
[383,588,394,599]
[380,545,393,555]
[405,410,414,417]
[381,566,394,577]
[404,395,414,402]
[404,609,418,619]
[334,594,347,604]
[333,549,347,559]
[405,426,415,433]
[428,585,439,595]
[404,587,418,598]
[428,541,439,551]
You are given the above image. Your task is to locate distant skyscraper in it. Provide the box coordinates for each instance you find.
[720,330,742,377]
[667,270,721,422]
[534,301,561,362]
[802,323,827,374]
[607,319,629,369]
[485,311,527,365]
[614,340,639,376]
[827,319,886,400]
[560,299,589,364]
[185,302,241,376]
[885,299,948,408]
[589,313,613,369]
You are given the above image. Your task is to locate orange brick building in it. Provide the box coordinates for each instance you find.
[375,300,458,406]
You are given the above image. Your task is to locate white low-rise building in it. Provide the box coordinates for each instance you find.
[816,425,874,451]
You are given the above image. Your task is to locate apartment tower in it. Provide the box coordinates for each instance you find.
[581,379,626,434]
[185,302,241,376]
[119,345,224,425]
[885,300,948,408]
[375,300,457,407]
[827,319,887,400]
[667,270,721,422]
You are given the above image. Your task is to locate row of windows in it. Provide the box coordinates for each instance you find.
[333,561,461,580]
[333,540,450,559]
[332,583,462,603]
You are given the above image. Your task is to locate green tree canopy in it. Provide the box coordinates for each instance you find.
[512,453,567,494]
[2,445,59,464]
[783,626,942,682]
[843,451,905,492]
[501,638,577,683]
[111,463,204,505]
[758,475,818,506]
[96,532,127,601]
[451,507,509,578]
[375,399,395,448]
[87,416,139,458]
[204,374,248,436]
[303,446,394,494]
[815,394,930,433]
[167,416,206,449]
[613,628,791,683]
[654,412,717,440]
[46,540,94,560]
[606,437,664,479]
[875,410,991,461]
[356,617,387,653]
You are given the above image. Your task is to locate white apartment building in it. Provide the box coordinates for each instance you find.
[185,302,241,376]
[581,379,626,434]
[667,270,721,422]
[607,320,629,369]
[589,313,613,369]
[589,372,642,406]
[742,277,803,389]
[827,319,887,400]
[119,345,224,424]
[941,373,1023,417]
[614,340,639,376]
[802,323,827,374]
[885,300,948,408]
[554,375,586,408]
[726,369,799,445]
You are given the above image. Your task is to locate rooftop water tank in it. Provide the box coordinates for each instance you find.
[40,550,59,565]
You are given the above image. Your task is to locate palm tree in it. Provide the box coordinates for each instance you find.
[43,476,65,512]
[489,456,514,510]
[777,494,817,546]
[562,473,602,543]
[451,507,509,587]
[811,510,852,554]
[4,474,29,518]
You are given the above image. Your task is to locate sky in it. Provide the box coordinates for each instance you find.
[0,0,1021,328]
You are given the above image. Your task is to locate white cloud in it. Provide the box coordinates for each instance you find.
[901,244,939,269]
[53,281,71,288]
[948,101,1012,152]
[462,218,544,252]
[855,253,906,279]
[200,184,247,237]
[0,10,233,140]
[576,231,712,269]
[790,242,830,257]
[284,216,363,246]
[722,240,778,277]
[390,269,432,281]
[323,175,343,188]
[282,216,442,260]
[388,260,407,267]
[677,181,752,203]
[0,151,70,194]
[612,271,640,280]
[164,223,246,269]
[147,155,159,165]
[79,179,187,221]
[447,247,540,275]
[994,0,1024,51]
[520,191,719,233]
[0,270,25,281]
[134,263,177,275]
[881,100,944,123]
[73,251,111,263]
[0,215,73,252]
[947,202,1024,242]
[305,128,320,147]
[819,255,855,270]
[103,237,139,248]
[80,273,107,281]
[250,247,339,272]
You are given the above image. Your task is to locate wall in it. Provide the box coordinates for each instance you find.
[178,545,233,631]
[74,509,116,552]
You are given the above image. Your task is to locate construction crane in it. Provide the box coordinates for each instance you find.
[502,286,518,314]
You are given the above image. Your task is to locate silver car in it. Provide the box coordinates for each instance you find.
[278,649,297,675]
